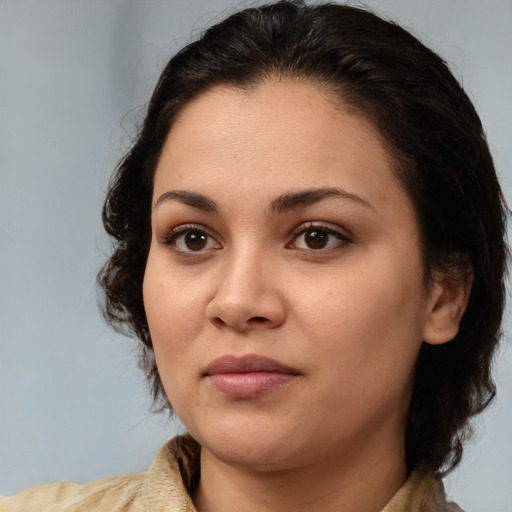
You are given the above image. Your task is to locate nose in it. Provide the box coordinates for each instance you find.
[206,248,286,332]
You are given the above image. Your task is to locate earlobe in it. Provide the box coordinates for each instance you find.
[423,266,473,346]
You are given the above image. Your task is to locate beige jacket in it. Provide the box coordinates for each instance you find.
[0,435,463,511]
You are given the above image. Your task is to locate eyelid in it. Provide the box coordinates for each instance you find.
[290,221,352,240]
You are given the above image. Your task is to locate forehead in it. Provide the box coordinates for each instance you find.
[153,79,410,221]
[165,79,382,160]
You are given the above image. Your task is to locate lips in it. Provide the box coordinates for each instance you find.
[204,354,301,398]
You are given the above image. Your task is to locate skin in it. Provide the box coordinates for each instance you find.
[143,79,469,512]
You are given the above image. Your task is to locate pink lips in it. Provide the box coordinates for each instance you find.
[204,355,301,398]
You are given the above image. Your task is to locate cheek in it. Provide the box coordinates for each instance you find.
[293,258,427,386]
[142,254,210,383]
[144,248,206,330]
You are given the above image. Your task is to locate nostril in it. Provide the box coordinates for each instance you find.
[251,316,267,323]
[211,317,226,328]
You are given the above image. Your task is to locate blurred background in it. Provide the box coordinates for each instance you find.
[1,1,510,510]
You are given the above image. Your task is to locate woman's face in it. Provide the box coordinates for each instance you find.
[143,79,439,472]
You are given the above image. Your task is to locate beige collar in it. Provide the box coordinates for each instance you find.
[143,435,462,512]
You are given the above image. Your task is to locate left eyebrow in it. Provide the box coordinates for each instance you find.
[270,187,374,214]
[154,190,219,213]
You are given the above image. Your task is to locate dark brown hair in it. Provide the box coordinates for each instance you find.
[98,1,507,475]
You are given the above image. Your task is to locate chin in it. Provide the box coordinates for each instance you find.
[187,414,307,471]
[206,438,300,472]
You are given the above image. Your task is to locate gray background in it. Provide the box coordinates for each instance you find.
[1,1,511,510]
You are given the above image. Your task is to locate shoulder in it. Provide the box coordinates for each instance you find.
[0,435,200,512]
[0,473,146,512]
[382,471,464,512]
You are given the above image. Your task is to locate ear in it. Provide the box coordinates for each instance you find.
[423,265,473,345]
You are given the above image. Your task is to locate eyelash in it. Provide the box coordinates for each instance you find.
[160,222,352,256]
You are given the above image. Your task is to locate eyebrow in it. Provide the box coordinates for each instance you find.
[154,187,373,214]
[154,190,219,212]
[270,187,374,214]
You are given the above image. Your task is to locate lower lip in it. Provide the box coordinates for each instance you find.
[207,372,297,398]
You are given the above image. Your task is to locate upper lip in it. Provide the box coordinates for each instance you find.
[204,354,301,376]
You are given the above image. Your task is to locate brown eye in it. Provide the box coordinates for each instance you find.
[166,227,220,253]
[290,224,349,252]
[184,231,208,251]
[304,229,329,249]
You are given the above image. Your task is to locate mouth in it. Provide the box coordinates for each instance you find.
[204,354,302,398]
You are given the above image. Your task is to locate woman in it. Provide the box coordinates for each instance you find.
[1,1,506,511]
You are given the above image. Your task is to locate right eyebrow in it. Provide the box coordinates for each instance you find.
[154,190,219,213]
[270,187,374,214]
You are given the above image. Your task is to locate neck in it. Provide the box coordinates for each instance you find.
[193,430,407,512]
